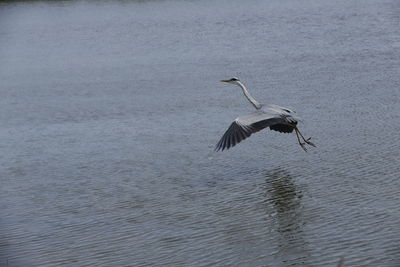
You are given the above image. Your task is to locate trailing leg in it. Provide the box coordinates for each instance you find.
[295,128,307,152]
[295,127,316,148]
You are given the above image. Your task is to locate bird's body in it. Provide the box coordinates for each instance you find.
[215,77,315,152]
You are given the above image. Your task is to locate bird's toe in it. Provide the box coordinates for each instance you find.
[305,137,316,147]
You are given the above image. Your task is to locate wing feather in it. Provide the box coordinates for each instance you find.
[215,111,293,151]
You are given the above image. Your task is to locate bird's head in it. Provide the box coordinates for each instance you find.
[220,77,240,85]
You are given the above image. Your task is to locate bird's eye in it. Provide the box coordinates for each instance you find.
[231,78,238,81]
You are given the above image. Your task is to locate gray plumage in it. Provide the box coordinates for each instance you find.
[215,77,315,152]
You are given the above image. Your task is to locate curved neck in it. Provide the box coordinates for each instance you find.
[237,81,261,109]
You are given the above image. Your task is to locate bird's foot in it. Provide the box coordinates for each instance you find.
[299,143,308,152]
[305,137,316,147]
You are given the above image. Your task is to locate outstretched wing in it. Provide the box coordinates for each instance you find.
[215,112,290,151]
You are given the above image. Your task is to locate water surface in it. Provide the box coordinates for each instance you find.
[1,0,400,266]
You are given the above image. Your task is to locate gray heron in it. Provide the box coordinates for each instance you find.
[215,77,316,152]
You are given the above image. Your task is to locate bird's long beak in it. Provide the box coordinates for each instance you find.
[220,80,230,83]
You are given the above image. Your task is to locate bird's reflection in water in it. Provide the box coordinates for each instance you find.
[264,168,302,219]
[262,168,310,266]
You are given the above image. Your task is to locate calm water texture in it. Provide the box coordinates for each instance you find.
[1,0,400,266]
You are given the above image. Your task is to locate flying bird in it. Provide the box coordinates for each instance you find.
[215,77,316,152]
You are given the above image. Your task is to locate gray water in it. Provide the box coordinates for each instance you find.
[1,0,400,266]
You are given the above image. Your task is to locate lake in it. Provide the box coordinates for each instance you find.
[1,0,400,266]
